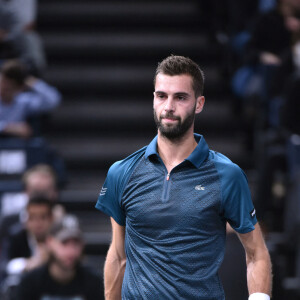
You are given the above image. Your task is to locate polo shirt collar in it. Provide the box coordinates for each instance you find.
[145,133,209,169]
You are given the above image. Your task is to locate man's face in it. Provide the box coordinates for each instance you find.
[153,73,204,140]
[26,172,57,201]
[0,75,20,104]
[26,204,53,242]
[48,238,83,271]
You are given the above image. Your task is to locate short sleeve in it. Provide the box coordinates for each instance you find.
[218,163,257,233]
[95,162,126,226]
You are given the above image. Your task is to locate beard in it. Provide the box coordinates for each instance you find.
[154,107,196,140]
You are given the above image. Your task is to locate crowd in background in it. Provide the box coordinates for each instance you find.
[0,0,300,299]
[213,0,300,297]
[0,1,104,299]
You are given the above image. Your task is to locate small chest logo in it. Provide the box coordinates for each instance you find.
[100,187,107,196]
[195,185,205,191]
[250,208,256,218]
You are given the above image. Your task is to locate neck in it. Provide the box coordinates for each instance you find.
[49,262,76,284]
[157,129,197,173]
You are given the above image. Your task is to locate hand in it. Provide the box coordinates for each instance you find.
[3,123,33,138]
[25,243,49,271]
[25,76,38,88]
[260,52,281,65]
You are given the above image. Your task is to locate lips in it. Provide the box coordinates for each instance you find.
[161,115,179,121]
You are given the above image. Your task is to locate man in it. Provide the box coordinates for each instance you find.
[17,215,104,300]
[6,195,53,275]
[95,55,272,299]
[23,164,58,201]
[0,59,61,138]
[0,164,63,242]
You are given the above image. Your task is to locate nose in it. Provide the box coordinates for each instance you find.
[164,97,175,112]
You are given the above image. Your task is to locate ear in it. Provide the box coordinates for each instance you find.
[195,96,205,114]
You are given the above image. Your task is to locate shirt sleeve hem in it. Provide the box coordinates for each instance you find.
[234,218,258,234]
[95,203,125,226]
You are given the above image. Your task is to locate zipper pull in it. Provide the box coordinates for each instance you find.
[166,173,170,181]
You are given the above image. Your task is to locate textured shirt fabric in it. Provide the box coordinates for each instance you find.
[0,79,61,132]
[96,134,257,300]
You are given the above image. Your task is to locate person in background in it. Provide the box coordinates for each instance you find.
[16,215,104,300]
[4,0,47,75]
[0,59,61,138]
[6,195,53,276]
[0,2,20,60]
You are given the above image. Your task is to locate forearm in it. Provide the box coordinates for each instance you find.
[2,122,32,138]
[246,248,272,296]
[104,245,126,300]
[26,78,61,112]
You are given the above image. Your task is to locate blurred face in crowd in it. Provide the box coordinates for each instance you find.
[0,75,22,104]
[48,237,83,271]
[26,204,53,242]
[26,171,58,201]
[281,0,300,32]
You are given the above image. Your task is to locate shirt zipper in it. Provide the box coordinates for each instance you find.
[162,172,171,201]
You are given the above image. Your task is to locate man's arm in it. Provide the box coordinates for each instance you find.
[238,223,272,299]
[24,77,61,114]
[104,217,126,300]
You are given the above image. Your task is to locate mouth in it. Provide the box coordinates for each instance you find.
[161,115,179,122]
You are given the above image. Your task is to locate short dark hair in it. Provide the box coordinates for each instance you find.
[154,55,205,97]
[26,195,53,213]
[1,60,27,86]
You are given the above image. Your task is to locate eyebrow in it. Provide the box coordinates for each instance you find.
[154,91,190,97]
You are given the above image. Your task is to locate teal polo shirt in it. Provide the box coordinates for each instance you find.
[96,134,257,299]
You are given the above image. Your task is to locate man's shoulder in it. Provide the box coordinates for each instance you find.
[108,145,147,177]
[21,264,48,283]
[208,150,244,179]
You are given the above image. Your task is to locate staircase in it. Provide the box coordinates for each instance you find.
[37,0,254,272]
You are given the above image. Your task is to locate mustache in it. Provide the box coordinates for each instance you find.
[160,113,180,120]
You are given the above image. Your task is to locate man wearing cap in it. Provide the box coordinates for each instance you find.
[16,215,104,300]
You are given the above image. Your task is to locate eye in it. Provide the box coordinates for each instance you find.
[177,95,187,101]
[156,93,166,99]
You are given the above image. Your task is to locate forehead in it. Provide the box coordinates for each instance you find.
[155,73,194,94]
[27,204,51,215]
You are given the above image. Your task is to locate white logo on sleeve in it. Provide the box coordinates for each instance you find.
[250,208,256,218]
[100,187,107,196]
[195,185,205,191]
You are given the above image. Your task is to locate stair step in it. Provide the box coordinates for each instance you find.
[38,1,202,31]
[44,64,225,96]
[42,32,218,62]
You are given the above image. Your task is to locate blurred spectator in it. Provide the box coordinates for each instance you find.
[0,0,46,75]
[232,0,300,102]
[0,2,20,60]
[7,0,46,75]
[0,164,65,288]
[0,60,61,138]
[23,164,58,203]
[230,0,300,150]
[23,164,65,222]
[0,163,59,218]
[6,196,53,276]
[16,215,104,300]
